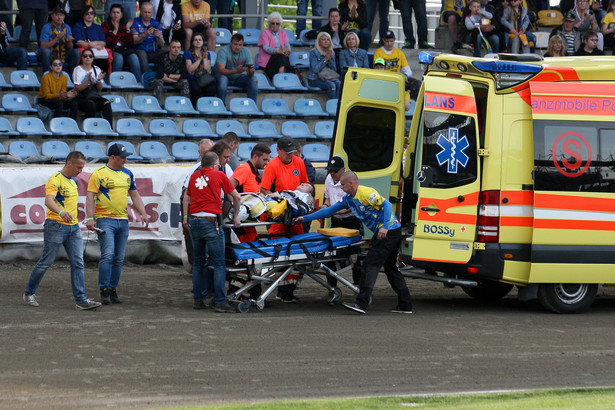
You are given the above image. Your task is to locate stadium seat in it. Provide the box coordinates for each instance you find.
[215,119,250,138]
[237,142,257,161]
[148,119,185,138]
[294,98,327,117]
[289,51,310,69]
[270,143,278,158]
[314,120,335,139]
[41,140,71,160]
[182,119,217,138]
[164,96,199,115]
[0,72,12,88]
[139,141,174,162]
[109,71,144,89]
[215,28,232,45]
[0,141,4,152]
[132,95,167,114]
[75,141,106,160]
[248,120,282,139]
[0,117,20,136]
[9,140,40,160]
[172,141,199,161]
[254,72,275,91]
[104,94,135,114]
[16,117,52,136]
[209,50,217,65]
[107,141,142,160]
[2,93,37,112]
[49,117,86,136]
[284,28,301,46]
[301,143,330,162]
[83,118,119,137]
[281,120,316,139]
[325,98,338,116]
[229,97,264,116]
[9,25,38,43]
[196,96,232,116]
[261,97,295,116]
[238,28,261,45]
[273,73,307,91]
[116,118,152,137]
[299,29,316,46]
[10,70,41,88]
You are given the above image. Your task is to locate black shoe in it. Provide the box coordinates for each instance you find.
[110,289,122,304]
[402,40,415,49]
[193,300,207,309]
[100,288,111,305]
[418,41,433,49]
[390,305,413,314]
[342,302,366,314]
[214,302,236,313]
[276,294,300,303]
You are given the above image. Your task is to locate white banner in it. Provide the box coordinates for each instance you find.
[0,165,192,243]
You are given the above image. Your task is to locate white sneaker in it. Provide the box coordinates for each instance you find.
[75,299,102,310]
[23,292,39,307]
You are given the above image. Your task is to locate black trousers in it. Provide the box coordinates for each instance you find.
[38,98,76,118]
[74,96,112,123]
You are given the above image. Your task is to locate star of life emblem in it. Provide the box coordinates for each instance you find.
[195,176,209,189]
[436,127,470,174]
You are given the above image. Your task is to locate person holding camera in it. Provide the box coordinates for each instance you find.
[72,49,113,123]
[131,1,165,76]
[103,4,141,81]
[215,33,257,104]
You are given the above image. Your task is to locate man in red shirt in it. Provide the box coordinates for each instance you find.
[183,151,241,312]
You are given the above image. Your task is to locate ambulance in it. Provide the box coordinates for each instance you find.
[333,54,615,313]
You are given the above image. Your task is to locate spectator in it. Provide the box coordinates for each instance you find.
[574,29,605,53]
[465,0,500,56]
[215,33,257,104]
[132,1,165,76]
[0,21,27,70]
[156,0,186,46]
[374,57,411,111]
[221,131,240,171]
[602,0,615,51]
[544,34,567,56]
[320,8,347,59]
[39,58,78,118]
[185,32,217,106]
[442,0,470,52]
[0,0,12,35]
[501,0,535,54]
[296,0,324,37]
[151,39,190,102]
[182,0,217,52]
[257,11,293,81]
[73,6,111,73]
[366,0,390,45]
[570,0,604,50]
[307,32,341,99]
[550,11,582,55]
[102,0,138,22]
[373,30,412,78]
[19,0,47,49]
[339,0,371,50]
[103,4,141,81]
[295,142,316,184]
[39,7,78,74]
[206,0,232,30]
[66,0,89,27]
[399,0,431,49]
[339,31,370,69]
[72,49,113,124]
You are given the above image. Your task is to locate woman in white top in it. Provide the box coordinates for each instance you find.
[72,49,113,123]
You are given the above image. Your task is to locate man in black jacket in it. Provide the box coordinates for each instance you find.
[151,38,190,101]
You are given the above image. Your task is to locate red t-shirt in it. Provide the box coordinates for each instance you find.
[231,161,260,193]
[261,156,308,192]
[186,167,235,215]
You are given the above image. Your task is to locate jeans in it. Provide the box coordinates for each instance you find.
[366,0,390,44]
[112,51,142,81]
[25,219,88,303]
[216,73,258,104]
[189,218,226,304]
[0,47,28,70]
[19,7,47,48]
[308,77,340,99]
[206,0,232,30]
[296,0,323,35]
[104,0,138,22]
[96,218,129,291]
[38,48,79,77]
[399,0,428,45]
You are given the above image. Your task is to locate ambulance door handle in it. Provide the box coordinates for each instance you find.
[421,207,440,212]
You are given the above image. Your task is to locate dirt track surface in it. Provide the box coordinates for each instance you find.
[2,261,615,409]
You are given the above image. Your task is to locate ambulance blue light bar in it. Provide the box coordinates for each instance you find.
[418,51,439,65]
[472,60,542,74]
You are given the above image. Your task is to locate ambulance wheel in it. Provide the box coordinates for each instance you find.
[238,300,251,314]
[538,283,598,314]
[462,281,513,301]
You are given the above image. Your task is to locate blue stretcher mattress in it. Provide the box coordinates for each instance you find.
[232,232,362,261]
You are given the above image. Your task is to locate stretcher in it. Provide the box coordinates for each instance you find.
[225,228,365,313]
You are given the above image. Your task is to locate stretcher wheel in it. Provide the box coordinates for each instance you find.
[255,299,265,311]
[238,299,251,313]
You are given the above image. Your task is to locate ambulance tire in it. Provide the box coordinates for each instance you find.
[461,281,514,301]
[537,283,598,314]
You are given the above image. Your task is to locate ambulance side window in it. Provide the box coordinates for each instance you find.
[342,106,396,172]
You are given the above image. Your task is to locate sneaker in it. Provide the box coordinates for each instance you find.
[110,289,122,304]
[23,292,39,307]
[193,300,207,310]
[342,302,366,314]
[276,294,300,303]
[100,288,111,305]
[402,40,415,49]
[390,305,413,314]
[418,41,433,49]
[214,302,236,313]
[75,299,102,310]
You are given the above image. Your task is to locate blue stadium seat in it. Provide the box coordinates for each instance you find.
[294,98,327,117]
[209,50,217,65]
[83,118,119,137]
[2,93,37,112]
[261,97,295,117]
[273,73,307,91]
[43,70,74,88]
[237,142,257,161]
[116,118,152,137]
[109,71,144,89]
[270,143,278,158]
[107,141,142,160]
[238,28,261,45]
[132,95,167,114]
[149,119,185,138]
[104,94,135,114]
[325,98,338,116]
[164,96,199,115]
[216,119,250,138]
[314,120,335,139]
[196,97,232,116]
[0,117,20,136]
[9,140,40,160]
[172,141,199,161]
[254,72,275,91]
[406,99,416,117]
[0,141,4,152]
[299,29,316,46]
[9,25,38,43]
[229,97,264,116]
[284,28,301,46]
[248,120,282,139]
[301,143,330,162]
[0,72,12,88]
[16,117,52,136]
[289,51,310,69]
[10,70,41,88]
[75,141,106,160]
[140,141,174,162]
[215,28,232,45]
[49,117,86,136]
[182,119,217,138]
[41,140,71,160]
[281,120,316,139]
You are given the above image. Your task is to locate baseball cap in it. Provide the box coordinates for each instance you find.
[52,6,66,15]
[382,30,395,40]
[108,142,131,157]
[277,136,297,153]
[374,58,385,66]
[564,12,576,21]
[326,156,345,172]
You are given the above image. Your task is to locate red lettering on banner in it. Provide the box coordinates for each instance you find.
[29,205,46,225]
[10,205,27,225]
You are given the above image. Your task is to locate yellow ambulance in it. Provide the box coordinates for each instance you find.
[333,54,615,313]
